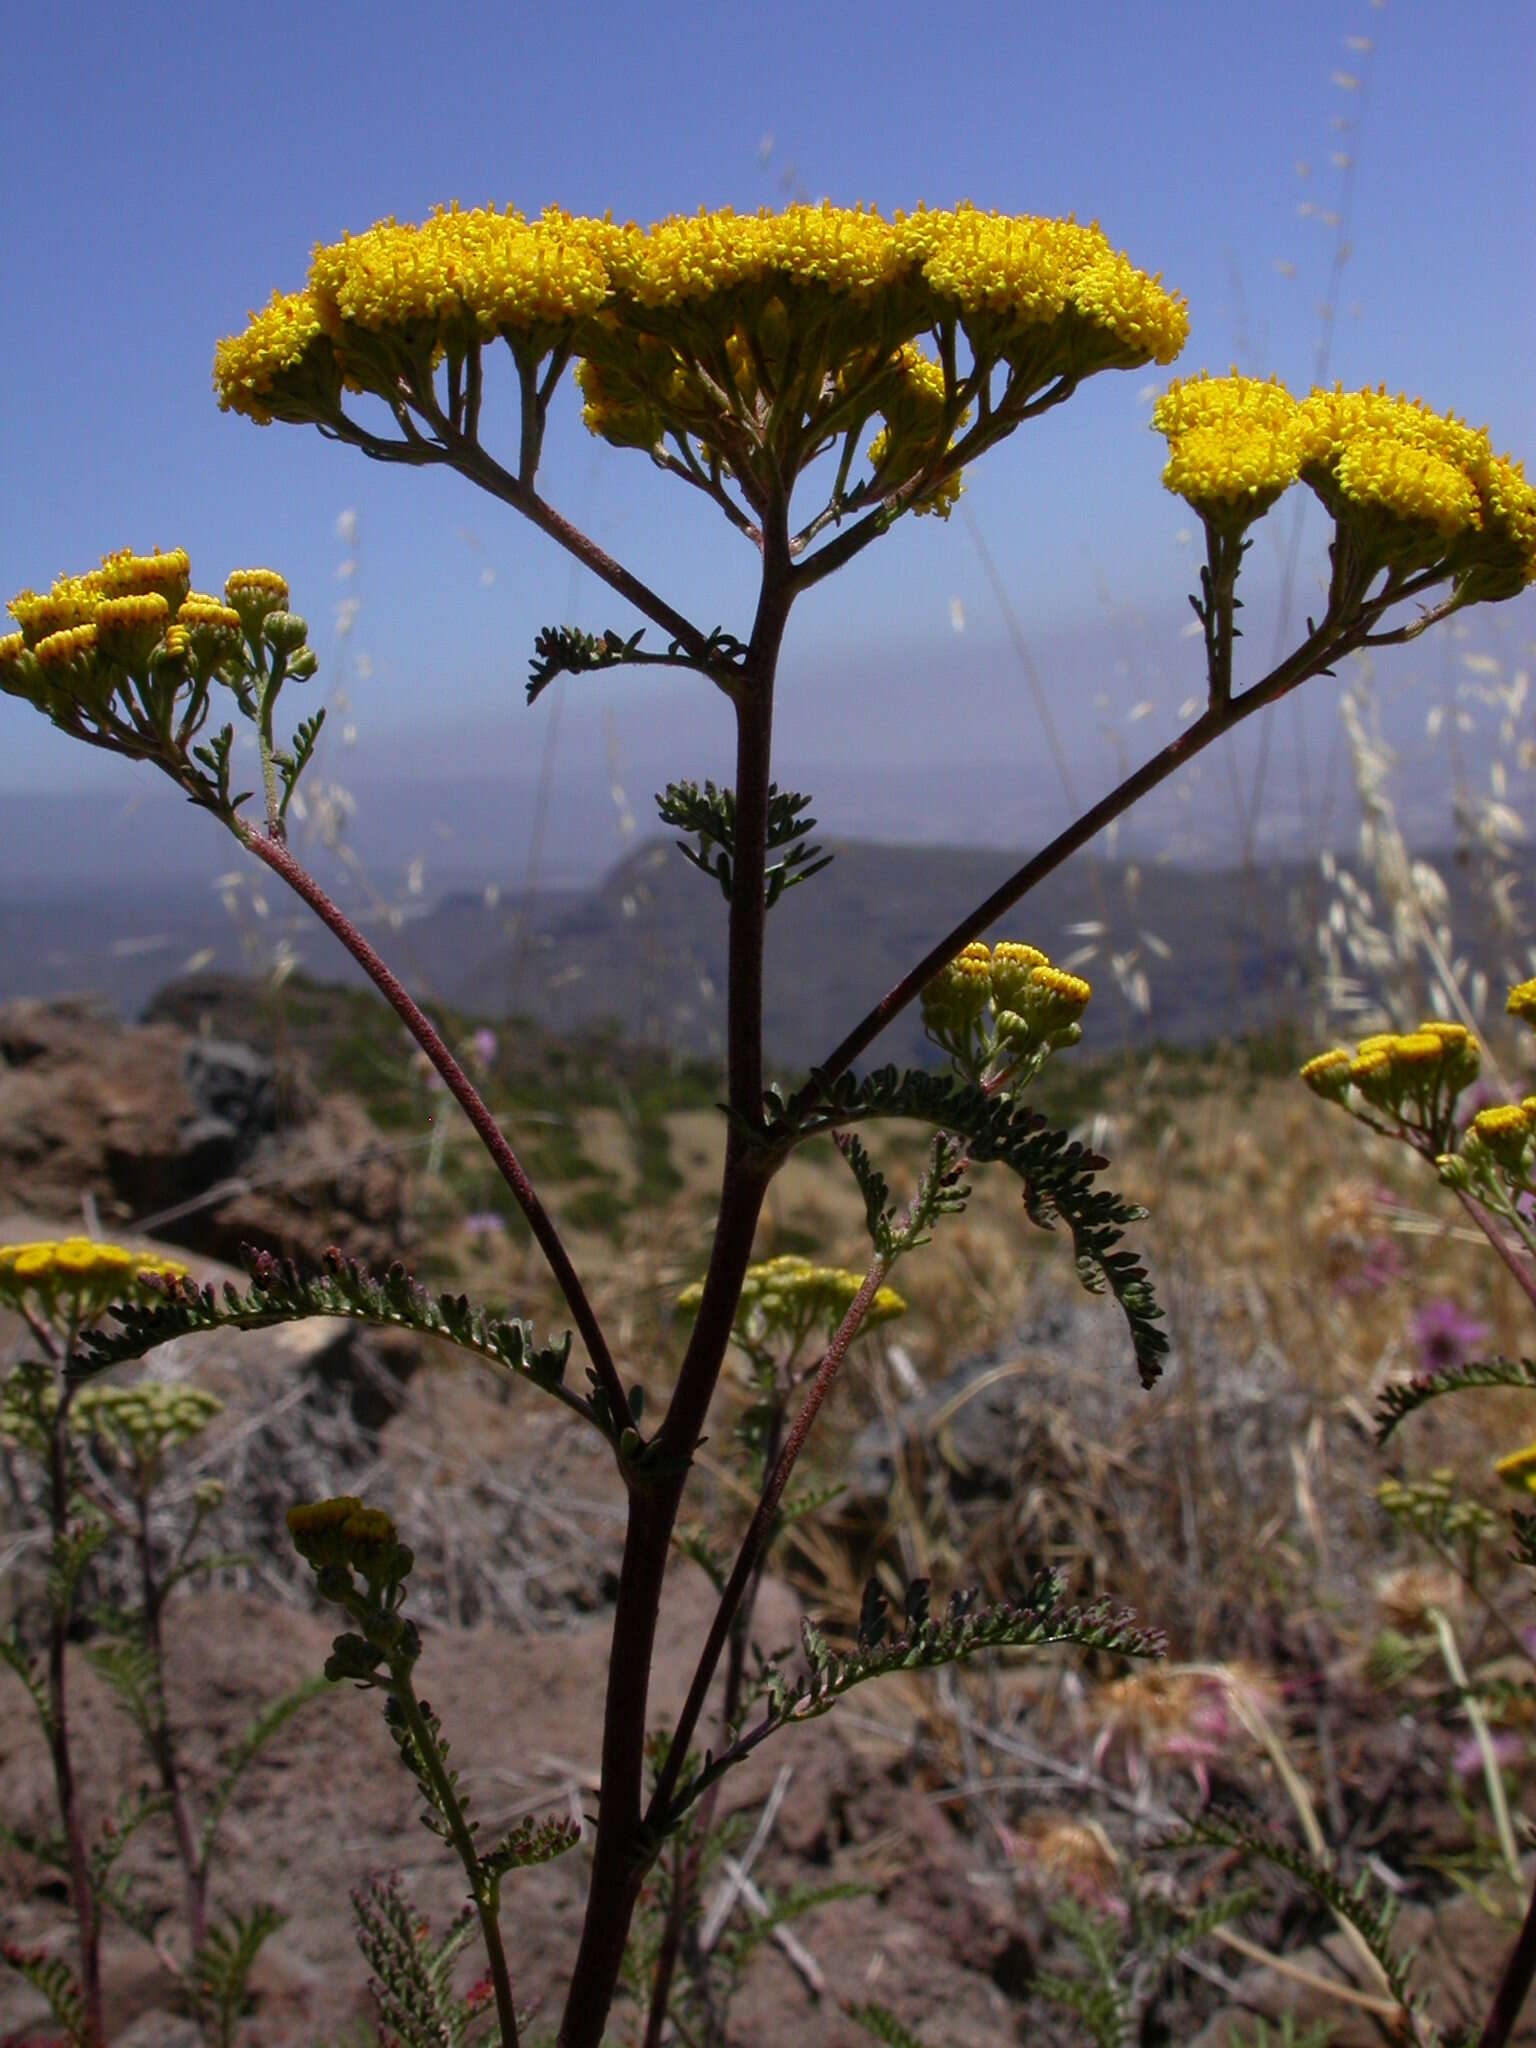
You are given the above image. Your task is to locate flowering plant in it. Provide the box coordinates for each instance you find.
[2,198,1533,2046]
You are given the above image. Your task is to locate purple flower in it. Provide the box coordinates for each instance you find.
[1412,1297,1491,1377]
[463,1211,507,1240]
[1451,1730,1524,1780]
[470,1027,499,1071]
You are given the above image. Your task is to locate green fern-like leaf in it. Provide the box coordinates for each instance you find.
[85,1630,159,1740]
[191,1903,287,2048]
[1168,1810,1422,2017]
[200,1673,332,1871]
[1375,1353,1536,1442]
[656,779,832,909]
[1,1941,91,2046]
[477,1811,581,1885]
[843,2001,930,2046]
[0,1624,54,1737]
[527,623,643,703]
[384,1692,467,1846]
[780,1066,1166,1385]
[275,707,327,826]
[74,1244,581,1420]
[48,1514,115,1613]
[684,1573,1160,1819]
[352,1874,492,2048]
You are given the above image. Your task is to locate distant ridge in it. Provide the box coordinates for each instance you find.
[4,836,1529,1067]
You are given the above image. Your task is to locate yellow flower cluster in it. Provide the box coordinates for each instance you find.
[677,1254,907,1349]
[921,941,996,1033]
[1462,1099,1536,1175]
[1300,1022,1480,1130]
[864,345,968,518]
[212,291,327,426]
[214,200,1187,491]
[1153,375,1536,595]
[1507,978,1536,1027]
[0,1238,188,1319]
[2,554,295,744]
[922,938,1092,1058]
[1298,386,1536,594]
[1152,373,1301,524]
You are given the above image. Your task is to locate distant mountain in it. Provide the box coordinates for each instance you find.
[5,834,1529,1069]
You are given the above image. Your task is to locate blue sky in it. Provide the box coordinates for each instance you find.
[1,0,1531,884]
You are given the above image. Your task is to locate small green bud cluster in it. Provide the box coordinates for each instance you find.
[73,1382,223,1476]
[1377,1469,1497,1553]
[920,939,1092,1086]
[287,1496,419,1686]
[677,1253,907,1357]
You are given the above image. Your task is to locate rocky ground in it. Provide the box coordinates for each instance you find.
[3,991,1534,2044]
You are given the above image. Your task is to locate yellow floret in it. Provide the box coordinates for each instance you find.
[224,568,291,624]
[1506,978,1536,1025]
[213,289,327,422]
[177,596,242,632]
[1300,1047,1354,1098]
[1466,1102,1533,1170]
[8,574,106,647]
[33,624,98,670]
[922,942,995,1031]
[97,549,191,608]
[308,203,611,340]
[94,593,170,667]
[0,1237,188,1316]
[1152,374,1301,521]
[1334,435,1481,540]
[990,941,1051,1010]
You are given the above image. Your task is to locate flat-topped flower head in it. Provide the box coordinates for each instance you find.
[0,1237,188,1321]
[1152,373,1301,529]
[97,548,191,611]
[921,941,994,1036]
[1464,1101,1533,1172]
[1297,386,1536,597]
[989,940,1051,1011]
[1020,963,1093,1047]
[216,200,1185,522]
[224,568,290,627]
[1300,1047,1354,1101]
[1506,978,1536,1027]
[212,289,329,425]
[95,592,171,668]
[8,571,107,647]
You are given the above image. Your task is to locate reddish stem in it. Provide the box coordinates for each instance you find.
[240,828,631,1440]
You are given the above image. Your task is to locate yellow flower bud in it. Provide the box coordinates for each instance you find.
[224,568,291,629]
[921,942,993,1033]
[1300,1048,1353,1100]
[94,592,170,670]
[1507,978,1536,1027]
[990,941,1050,1011]
[1494,1440,1536,1493]
[1465,1103,1532,1171]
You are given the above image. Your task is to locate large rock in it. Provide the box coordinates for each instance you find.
[0,996,409,1268]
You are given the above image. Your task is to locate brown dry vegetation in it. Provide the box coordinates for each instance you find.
[4,989,1536,2044]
